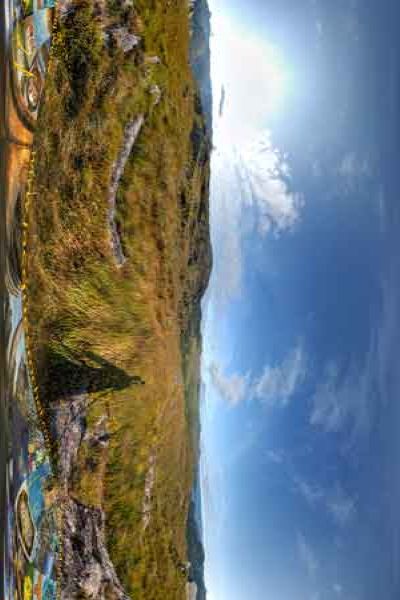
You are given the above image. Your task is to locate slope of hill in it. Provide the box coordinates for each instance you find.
[185,2,213,597]
[24,0,212,598]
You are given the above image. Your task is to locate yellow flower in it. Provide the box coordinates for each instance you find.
[24,576,32,600]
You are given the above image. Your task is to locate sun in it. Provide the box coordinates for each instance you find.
[211,13,290,145]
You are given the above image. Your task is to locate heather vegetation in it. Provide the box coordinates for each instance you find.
[25,0,211,597]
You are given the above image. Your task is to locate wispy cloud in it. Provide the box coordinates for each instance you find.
[336,150,375,196]
[377,184,386,234]
[333,583,343,596]
[209,136,303,310]
[309,265,400,443]
[209,362,250,406]
[266,449,286,464]
[208,157,245,308]
[254,341,306,407]
[208,341,306,407]
[235,134,304,236]
[309,358,372,439]
[326,485,356,527]
[294,478,324,507]
[200,439,228,545]
[208,11,305,310]
[297,532,319,581]
[309,361,347,432]
[295,476,356,528]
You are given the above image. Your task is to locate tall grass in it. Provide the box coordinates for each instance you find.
[26,0,211,597]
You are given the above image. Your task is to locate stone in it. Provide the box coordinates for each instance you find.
[149,84,162,106]
[108,27,140,53]
[144,55,161,65]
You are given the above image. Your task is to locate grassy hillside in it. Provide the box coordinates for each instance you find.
[25,0,212,598]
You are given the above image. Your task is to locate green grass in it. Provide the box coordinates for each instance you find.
[26,1,211,598]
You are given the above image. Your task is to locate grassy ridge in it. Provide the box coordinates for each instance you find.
[26,0,212,598]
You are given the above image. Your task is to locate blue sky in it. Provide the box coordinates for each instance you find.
[200,1,400,599]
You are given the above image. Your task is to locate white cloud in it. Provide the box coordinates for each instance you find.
[207,156,245,308]
[309,280,400,441]
[236,134,304,236]
[333,583,343,595]
[336,150,374,196]
[295,478,324,507]
[377,184,386,234]
[200,439,229,599]
[254,341,306,406]
[266,449,285,464]
[209,362,250,406]
[338,152,357,177]
[309,362,344,432]
[309,358,372,439]
[326,485,356,527]
[311,159,322,178]
[338,151,372,179]
[208,14,304,309]
[209,341,306,407]
[209,135,303,309]
[297,532,319,580]
[295,475,356,528]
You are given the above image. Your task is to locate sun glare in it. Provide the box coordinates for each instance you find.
[211,12,290,146]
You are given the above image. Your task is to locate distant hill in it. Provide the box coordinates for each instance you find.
[187,495,207,600]
[181,0,213,343]
[190,0,213,136]
[185,2,212,599]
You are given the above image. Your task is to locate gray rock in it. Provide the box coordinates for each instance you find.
[52,398,130,599]
[57,0,76,20]
[52,394,87,488]
[144,55,161,65]
[142,453,156,531]
[149,84,162,106]
[61,499,130,600]
[107,27,140,53]
[108,115,145,267]
[84,415,111,448]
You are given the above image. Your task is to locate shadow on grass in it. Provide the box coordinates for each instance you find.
[43,347,144,402]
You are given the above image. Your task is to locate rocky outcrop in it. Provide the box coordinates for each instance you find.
[142,453,156,531]
[149,83,162,107]
[53,394,87,489]
[53,395,130,599]
[108,115,144,266]
[59,0,141,57]
[144,55,161,65]
[85,415,111,449]
[61,498,130,600]
[57,0,76,20]
[105,26,140,53]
